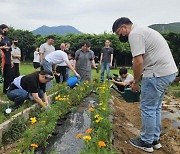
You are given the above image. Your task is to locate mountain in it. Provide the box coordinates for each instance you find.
[32,25,82,35]
[149,22,180,33]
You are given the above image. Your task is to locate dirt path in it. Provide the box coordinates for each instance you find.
[112,90,180,154]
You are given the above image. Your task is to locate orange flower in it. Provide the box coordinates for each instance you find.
[30,143,38,148]
[98,141,106,147]
[76,133,82,139]
[85,128,92,134]
[88,107,94,112]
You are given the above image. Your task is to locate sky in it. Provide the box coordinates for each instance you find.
[0,0,179,34]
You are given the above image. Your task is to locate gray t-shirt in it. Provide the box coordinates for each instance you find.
[75,49,94,71]
[11,46,21,63]
[39,42,55,59]
[129,24,177,77]
[120,73,134,85]
[101,47,113,63]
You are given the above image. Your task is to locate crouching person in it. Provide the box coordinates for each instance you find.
[110,68,134,92]
[6,70,53,110]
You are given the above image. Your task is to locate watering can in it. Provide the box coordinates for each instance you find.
[67,75,80,88]
[4,102,12,114]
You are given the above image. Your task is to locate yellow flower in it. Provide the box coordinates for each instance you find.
[85,128,92,134]
[83,135,91,141]
[94,114,99,119]
[95,117,103,123]
[30,117,37,124]
[76,133,83,139]
[88,107,94,112]
[80,88,83,91]
[30,143,38,148]
[98,141,106,147]
[102,108,106,110]
[99,103,103,106]
[42,102,47,105]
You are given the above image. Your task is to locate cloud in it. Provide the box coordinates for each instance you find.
[0,0,179,34]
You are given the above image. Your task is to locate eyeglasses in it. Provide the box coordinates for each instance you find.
[45,74,54,80]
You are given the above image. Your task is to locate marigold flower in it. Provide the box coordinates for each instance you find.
[85,128,92,134]
[94,114,99,119]
[98,141,106,147]
[30,117,37,124]
[76,133,82,139]
[83,135,91,141]
[88,107,94,112]
[30,143,38,148]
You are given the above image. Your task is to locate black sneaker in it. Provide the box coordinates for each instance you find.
[152,140,162,149]
[129,138,153,153]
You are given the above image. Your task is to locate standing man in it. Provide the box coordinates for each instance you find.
[112,17,178,152]
[0,24,13,94]
[11,38,21,80]
[39,35,55,69]
[100,40,113,82]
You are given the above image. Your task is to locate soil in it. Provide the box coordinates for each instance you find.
[111,89,180,154]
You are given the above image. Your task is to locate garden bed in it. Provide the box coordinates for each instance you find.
[111,89,180,154]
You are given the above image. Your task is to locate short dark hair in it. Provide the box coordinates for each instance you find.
[112,17,133,33]
[81,40,91,47]
[67,51,75,59]
[47,35,55,40]
[12,37,18,41]
[119,68,128,76]
[0,24,8,30]
[40,70,54,79]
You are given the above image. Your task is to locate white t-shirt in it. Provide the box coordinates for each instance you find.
[120,73,134,85]
[129,24,177,77]
[39,42,55,59]
[45,50,69,65]
[11,46,21,63]
[33,51,40,63]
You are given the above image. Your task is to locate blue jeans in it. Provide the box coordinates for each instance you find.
[41,59,53,90]
[100,62,110,82]
[140,73,176,144]
[7,89,44,109]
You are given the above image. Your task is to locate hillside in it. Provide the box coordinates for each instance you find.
[32,25,82,35]
[149,22,180,33]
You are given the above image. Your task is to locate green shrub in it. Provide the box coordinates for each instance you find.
[2,116,27,145]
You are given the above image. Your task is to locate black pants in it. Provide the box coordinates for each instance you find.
[55,66,67,83]
[3,64,12,93]
[12,63,20,80]
[114,83,125,92]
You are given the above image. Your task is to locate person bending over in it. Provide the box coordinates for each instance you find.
[6,70,53,110]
